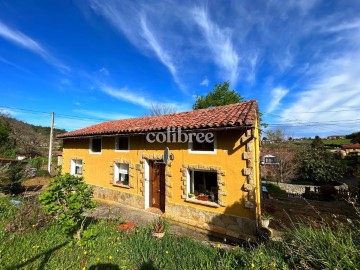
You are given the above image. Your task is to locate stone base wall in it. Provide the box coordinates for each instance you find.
[262,181,348,194]
[165,202,257,239]
[91,185,144,209]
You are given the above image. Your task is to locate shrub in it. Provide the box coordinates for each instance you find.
[35,169,50,177]
[28,156,46,170]
[39,173,97,238]
[263,183,286,195]
[0,162,28,194]
[282,222,360,269]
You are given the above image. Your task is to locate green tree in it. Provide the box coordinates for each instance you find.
[266,129,285,143]
[193,81,243,109]
[297,147,345,183]
[311,135,324,148]
[39,174,97,239]
[0,162,27,194]
[0,118,15,157]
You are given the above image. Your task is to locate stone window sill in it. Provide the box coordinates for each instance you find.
[185,198,219,208]
[112,183,130,189]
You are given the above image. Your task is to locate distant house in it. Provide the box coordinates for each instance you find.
[57,101,262,240]
[340,144,360,157]
[327,135,345,140]
[261,154,277,165]
[260,148,297,182]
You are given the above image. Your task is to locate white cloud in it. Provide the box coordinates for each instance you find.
[73,109,133,120]
[100,85,152,108]
[200,78,209,86]
[88,0,184,91]
[0,107,17,116]
[0,56,30,73]
[139,15,182,88]
[280,53,360,135]
[0,20,69,72]
[192,7,240,86]
[267,87,289,113]
[98,67,109,76]
[99,84,190,112]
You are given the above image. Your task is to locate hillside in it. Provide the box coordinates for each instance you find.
[0,114,65,157]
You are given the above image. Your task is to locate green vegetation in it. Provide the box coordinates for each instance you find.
[35,169,51,177]
[0,113,65,157]
[262,183,286,195]
[28,156,47,170]
[0,162,28,194]
[193,81,243,110]
[0,118,16,158]
[297,147,345,183]
[1,194,359,269]
[39,174,97,237]
[346,131,360,144]
[323,138,351,146]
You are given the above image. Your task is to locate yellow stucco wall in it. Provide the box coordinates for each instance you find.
[62,129,258,220]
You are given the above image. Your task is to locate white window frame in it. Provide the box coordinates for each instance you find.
[89,138,102,154]
[113,163,130,187]
[188,133,217,154]
[70,159,83,176]
[115,136,130,152]
[186,169,219,204]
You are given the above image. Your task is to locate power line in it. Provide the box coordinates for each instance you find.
[1,104,360,129]
[0,105,110,122]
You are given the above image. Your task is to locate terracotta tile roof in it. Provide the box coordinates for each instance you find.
[341,144,360,149]
[57,100,258,138]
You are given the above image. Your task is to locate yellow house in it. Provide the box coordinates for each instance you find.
[58,100,261,239]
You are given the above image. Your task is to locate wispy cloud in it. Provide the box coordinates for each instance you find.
[0,107,17,116]
[73,109,133,120]
[0,56,30,73]
[88,0,185,91]
[139,15,183,89]
[100,85,153,108]
[267,87,289,113]
[98,67,109,76]
[192,7,240,85]
[0,20,69,72]
[99,84,190,112]
[200,78,209,86]
[279,53,360,136]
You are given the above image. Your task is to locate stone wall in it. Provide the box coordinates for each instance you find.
[91,185,144,209]
[262,181,348,194]
[165,202,256,239]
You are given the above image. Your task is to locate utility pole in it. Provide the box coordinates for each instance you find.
[47,112,54,173]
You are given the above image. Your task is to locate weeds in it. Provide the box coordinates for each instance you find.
[1,194,360,269]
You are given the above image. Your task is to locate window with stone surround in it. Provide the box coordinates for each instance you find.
[113,163,129,187]
[70,159,83,176]
[187,170,218,203]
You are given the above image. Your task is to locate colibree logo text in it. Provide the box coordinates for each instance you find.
[146,127,214,143]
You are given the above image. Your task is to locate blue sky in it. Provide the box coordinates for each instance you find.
[0,0,359,137]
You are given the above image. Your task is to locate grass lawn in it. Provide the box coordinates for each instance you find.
[1,195,359,270]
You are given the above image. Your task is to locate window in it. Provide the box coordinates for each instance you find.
[189,133,216,154]
[188,170,218,203]
[192,139,214,151]
[70,159,83,176]
[114,163,129,186]
[115,136,129,152]
[90,138,102,153]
